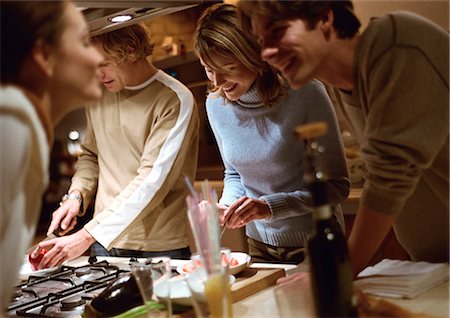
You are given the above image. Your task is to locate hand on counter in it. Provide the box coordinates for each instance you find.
[277,271,309,287]
[31,229,95,269]
[221,196,271,229]
[355,289,434,318]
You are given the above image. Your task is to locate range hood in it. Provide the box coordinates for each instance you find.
[74,0,211,36]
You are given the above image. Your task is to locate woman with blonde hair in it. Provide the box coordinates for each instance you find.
[194,3,350,263]
[0,1,102,312]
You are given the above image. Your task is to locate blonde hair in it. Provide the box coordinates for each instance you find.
[194,3,287,107]
[92,23,154,63]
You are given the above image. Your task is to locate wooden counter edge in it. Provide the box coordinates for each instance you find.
[231,267,286,303]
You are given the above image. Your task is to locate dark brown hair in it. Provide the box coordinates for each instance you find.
[1,1,68,84]
[238,0,361,39]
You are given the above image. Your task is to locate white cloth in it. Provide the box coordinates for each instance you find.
[356,259,449,299]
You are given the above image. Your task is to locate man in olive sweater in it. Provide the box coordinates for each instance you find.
[239,0,449,276]
[33,24,199,267]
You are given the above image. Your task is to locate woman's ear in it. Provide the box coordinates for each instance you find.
[31,40,56,78]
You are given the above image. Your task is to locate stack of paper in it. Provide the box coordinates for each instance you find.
[355,259,449,299]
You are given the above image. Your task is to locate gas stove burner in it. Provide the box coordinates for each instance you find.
[60,296,86,311]
[22,287,38,297]
[12,289,23,299]
[8,260,130,317]
[75,267,91,277]
[88,255,97,264]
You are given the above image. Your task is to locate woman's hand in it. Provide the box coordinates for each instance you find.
[222,196,271,228]
[217,202,229,225]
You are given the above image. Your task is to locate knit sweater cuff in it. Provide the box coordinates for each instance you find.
[361,182,405,215]
[260,193,289,218]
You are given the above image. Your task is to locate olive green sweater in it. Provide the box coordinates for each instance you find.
[337,12,449,262]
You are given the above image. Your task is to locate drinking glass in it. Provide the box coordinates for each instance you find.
[274,273,314,317]
[131,257,172,318]
[185,248,233,318]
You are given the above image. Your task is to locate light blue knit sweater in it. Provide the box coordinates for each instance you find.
[206,80,350,247]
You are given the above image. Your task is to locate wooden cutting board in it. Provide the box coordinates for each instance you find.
[231,267,286,302]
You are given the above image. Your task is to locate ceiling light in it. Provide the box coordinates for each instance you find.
[68,130,80,141]
[109,14,133,23]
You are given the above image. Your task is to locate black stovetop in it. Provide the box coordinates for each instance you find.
[7,259,130,317]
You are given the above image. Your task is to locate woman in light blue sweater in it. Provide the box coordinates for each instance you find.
[194,3,350,263]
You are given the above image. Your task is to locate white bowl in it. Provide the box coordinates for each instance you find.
[19,256,60,280]
[176,252,251,276]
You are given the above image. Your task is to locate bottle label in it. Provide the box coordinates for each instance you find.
[314,205,333,220]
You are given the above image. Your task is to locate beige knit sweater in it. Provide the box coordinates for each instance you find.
[71,70,199,251]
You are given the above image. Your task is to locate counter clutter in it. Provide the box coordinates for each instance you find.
[10,256,448,318]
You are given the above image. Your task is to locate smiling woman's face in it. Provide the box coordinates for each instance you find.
[200,55,257,101]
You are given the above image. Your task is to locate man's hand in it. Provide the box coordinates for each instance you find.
[32,229,96,269]
[277,271,310,287]
[47,191,82,236]
[222,196,271,229]
[348,205,395,278]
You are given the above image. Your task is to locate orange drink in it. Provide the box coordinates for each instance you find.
[204,272,233,318]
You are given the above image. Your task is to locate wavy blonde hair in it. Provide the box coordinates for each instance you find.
[194,3,287,107]
[92,23,154,63]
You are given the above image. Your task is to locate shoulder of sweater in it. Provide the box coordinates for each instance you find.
[288,79,327,99]
[0,86,33,113]
[0,86,45,133]
[206,93,227,109]
[155,70,193,95]
[361,11,446,51]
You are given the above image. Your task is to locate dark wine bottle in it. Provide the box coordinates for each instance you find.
[297,122,357,318]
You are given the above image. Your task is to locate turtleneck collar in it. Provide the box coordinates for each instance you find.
[236,84,264,108]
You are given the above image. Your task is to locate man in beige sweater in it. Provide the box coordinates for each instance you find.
[239,0,449,276]
[33,24,199,267]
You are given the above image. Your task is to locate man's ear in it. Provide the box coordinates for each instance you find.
[320,10,334,40]
[31,40,56,78]
[126,46,138,62]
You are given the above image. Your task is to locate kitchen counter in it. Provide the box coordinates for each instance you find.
[234,269,449,318]
[67,257,448,318]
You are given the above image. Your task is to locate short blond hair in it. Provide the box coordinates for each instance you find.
[92,23,154,63]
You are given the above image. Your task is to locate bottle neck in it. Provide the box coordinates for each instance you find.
[313,204,333,220]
